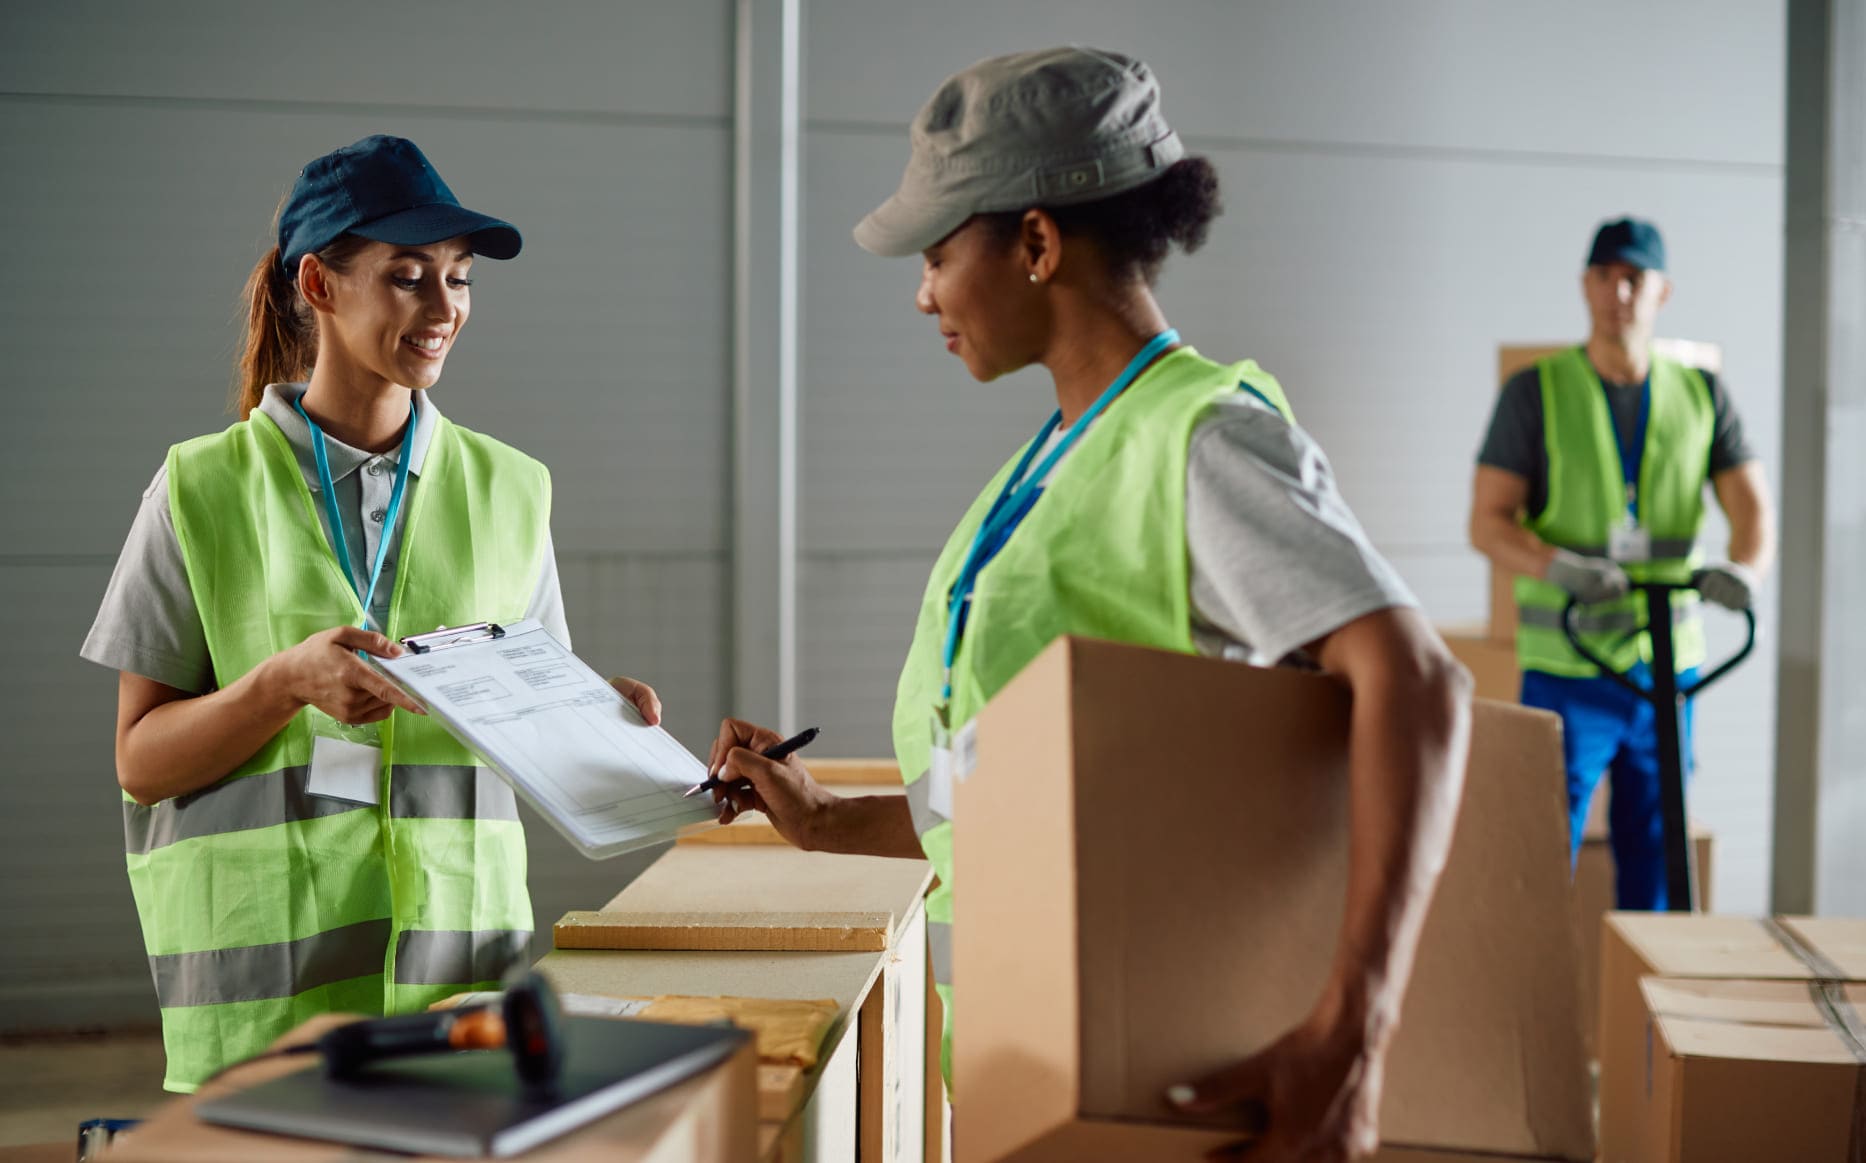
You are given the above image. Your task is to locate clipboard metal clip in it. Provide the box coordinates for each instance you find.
[400,622,506,655]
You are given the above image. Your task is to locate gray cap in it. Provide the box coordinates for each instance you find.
[853,46,1186,257]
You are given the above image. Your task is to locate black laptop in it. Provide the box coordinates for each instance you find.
[197,1016,749,1157]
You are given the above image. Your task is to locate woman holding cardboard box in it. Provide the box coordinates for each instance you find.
[706,48,1471,1160]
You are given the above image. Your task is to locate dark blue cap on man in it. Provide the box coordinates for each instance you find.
[277,135,522,274]
[1587,217,1665,272]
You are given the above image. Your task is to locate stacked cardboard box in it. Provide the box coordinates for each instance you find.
[954,637,1593,1162]
[1630,977,1866,1161]
[1598,913,1866,1162]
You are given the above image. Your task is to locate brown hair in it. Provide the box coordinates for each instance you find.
[232,233,370,417]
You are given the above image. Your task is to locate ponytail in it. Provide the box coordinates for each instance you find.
[233,246,313,418]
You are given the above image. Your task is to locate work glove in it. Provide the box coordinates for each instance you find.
[1693,561,1757,611]
[1543,549,1631,604]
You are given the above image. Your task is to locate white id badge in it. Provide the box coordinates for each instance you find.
[306,712,383,804]
[927,708,956,821]
[1608,522,1652,562]
[927,745,955,820]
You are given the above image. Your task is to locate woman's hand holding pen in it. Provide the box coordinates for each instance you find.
[705,718,838,850]
[264,626,427,725]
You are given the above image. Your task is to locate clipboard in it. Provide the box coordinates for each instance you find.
[372,619,718,859]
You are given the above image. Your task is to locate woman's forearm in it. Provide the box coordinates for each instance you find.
[117,664,302,805]
[808,792,927,860]
[1323,640,1472,1045]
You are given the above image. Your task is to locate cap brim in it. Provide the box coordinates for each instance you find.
[853,193,973,257]
[1590,249,1664,272]
[352,204,523,260]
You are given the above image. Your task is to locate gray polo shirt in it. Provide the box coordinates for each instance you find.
[81,383,569,693]
[1031,387,1417,667]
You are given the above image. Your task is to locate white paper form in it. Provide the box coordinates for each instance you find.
[374,620,716,858]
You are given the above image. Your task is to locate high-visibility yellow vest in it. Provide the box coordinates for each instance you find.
[131,409,548,1090]
[1515,346,1713,677]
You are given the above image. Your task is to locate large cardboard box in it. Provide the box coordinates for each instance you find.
[1597,913,1866,1162]
[954,637,1593,1162]
[1627,977,1866,1162]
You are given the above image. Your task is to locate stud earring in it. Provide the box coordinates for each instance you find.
[1029,273,1040,283]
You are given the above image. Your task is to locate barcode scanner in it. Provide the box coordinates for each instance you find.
[316,972,566,1095]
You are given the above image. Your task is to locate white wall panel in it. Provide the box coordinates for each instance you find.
[805,0,1781,167]
[0,2,731,120]
[796,556,932,758]
[0,103,732,557]
[0,564,158,1030]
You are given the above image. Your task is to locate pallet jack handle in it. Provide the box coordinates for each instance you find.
[1561,584,1757,702]
[1559,583,1758,912]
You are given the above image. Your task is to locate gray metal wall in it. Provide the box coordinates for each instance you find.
[0,1,1786,1032]
[0,1,737,1030]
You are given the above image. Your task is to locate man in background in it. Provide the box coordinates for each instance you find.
[1468,217,1774,909]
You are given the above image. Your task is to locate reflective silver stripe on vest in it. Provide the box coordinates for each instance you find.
[927,918,953,985]
[904,769,947,838]
[124,766,368,857]
[1518,605,1704,635]
[1518,606,1642,634]
[389,765,519,822]
[149,917,391,1009]
[1549,538,1698,560]
[393,928,532,986]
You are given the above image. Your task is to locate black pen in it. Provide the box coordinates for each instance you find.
[683,726,820,798]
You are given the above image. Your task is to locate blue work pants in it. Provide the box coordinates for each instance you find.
[1519,663,1698,911]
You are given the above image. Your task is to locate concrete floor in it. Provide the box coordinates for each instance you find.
[0,1032,168,1153]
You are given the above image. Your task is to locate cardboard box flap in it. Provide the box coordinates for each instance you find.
[1780,915,1866,979]
[1630,979,1866,1163]
[1659,1015,1862,1065]
[1641,977,1838,1027]
[960,637,1594,1162]
[1605,913,1814,979]
[1642,977,1866,1065]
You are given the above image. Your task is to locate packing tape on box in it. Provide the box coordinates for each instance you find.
[1806,981,1866,1151]
[1762,916,1851,981]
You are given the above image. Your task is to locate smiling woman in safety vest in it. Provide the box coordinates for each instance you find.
[700,49,1472,1160]
[80,136,662,1091]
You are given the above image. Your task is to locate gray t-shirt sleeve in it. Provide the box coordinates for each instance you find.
[1185,396,1418,666]
[79,464,216,693]
[1702,370,1758,475]
[1476,367,1547,510]
[525,527,572,649]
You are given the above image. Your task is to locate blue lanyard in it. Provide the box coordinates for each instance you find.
[939,328,1180,699]
[292,394,417,626]
[1608,374,1651,523]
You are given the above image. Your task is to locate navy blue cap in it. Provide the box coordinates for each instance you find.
[277,135,521,274]
[1587,217,1665,272]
